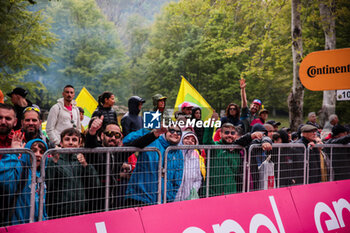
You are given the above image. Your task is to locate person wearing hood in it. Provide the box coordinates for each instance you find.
[123,125,184,205]
[46,85,81,145]
[7,87,33,131]
[121,96,145,137]
[92,91,118,127]
[0,138,48,226]
[175,131,204,201]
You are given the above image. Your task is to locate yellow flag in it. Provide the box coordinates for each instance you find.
[174,76,214,121]
[75,87,98,128]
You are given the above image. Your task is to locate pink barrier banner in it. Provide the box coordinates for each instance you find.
[0,208,144,233]
[139,188,303,233]
[290,180,350,233]
[1,181,350,233]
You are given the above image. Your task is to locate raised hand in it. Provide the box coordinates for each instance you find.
[77,153,88,167]
[152,127,167,137]
[89,115,104,135]
[11,131,25,148]
[240,78,246,89]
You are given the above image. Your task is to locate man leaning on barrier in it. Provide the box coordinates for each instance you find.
[45,128,100,219]
[293,125,325,185]
[203,112,272,196]
[123,125,184,206]
[85,116,131,210]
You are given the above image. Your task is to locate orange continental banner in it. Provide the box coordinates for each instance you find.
[299,48,350,91]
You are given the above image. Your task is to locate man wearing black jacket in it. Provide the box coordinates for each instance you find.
[121,96,145,137]
[325,125,350,180]
[85,116,131,211]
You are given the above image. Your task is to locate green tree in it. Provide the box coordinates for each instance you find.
[0,0,57,98]
[25,0,128,106]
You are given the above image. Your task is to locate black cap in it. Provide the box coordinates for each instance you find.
[266,120,281,127]
[7,87,28,98]
[332,125,348,137]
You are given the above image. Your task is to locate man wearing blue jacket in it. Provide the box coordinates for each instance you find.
[123,125,183,206]
[0,138,48,226]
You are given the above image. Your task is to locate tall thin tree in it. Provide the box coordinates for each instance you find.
[319,0,336,126]
[288,0,304,131]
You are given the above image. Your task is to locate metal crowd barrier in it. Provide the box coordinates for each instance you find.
[1,143,350,226]
[247,143,306,192]
[164,145,247,202]
[38,147,162,221]
[0,148,37,226]
[307,144,350,184]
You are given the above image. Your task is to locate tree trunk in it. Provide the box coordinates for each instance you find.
[319,0,336,126]
[288,0,304,131]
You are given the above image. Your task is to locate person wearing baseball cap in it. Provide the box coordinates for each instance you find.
[266,120,281,131]
[152,94,170,122]
[250,108,269,127]
[181,102,193,118]
[325,124,350,144]
[239,78,262,134]
[325,124,350,180]
[7,87,33,130]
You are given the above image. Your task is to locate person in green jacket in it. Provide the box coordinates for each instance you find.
[203,113,271,197]
[46,128,100,219]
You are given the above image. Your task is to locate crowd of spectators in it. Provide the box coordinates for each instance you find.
[0,81,349,226]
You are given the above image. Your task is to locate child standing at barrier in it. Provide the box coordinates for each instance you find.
[174,131,204,201]
[45,128,100,219]
[0,136,48,226]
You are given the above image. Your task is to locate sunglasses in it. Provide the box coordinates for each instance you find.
[223,131,236,135]
[229,108,237,111]
[104,131,122,138]
[168,128,182,136]
[23,106,40,113]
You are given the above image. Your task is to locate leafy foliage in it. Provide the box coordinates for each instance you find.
[0,0,57,100]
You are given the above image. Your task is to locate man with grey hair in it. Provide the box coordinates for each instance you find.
[306,112,321,129]
[321,114,339,140]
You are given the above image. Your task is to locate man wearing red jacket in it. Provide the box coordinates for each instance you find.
[0,103,18,150]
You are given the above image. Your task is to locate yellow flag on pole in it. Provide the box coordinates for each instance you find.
[75,87,98,128]
[174,76,214,121]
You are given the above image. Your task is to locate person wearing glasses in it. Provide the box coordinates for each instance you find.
[221,103,244,131]
[122,125,184,206]
[15,106,54,148]
[85,116,132,210]
[6,87,33,131]
[46,85,81,146]
[203,112,270,196]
